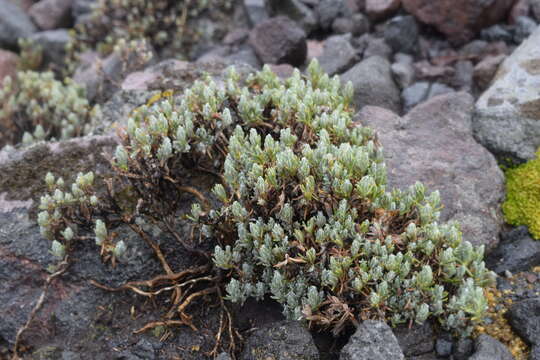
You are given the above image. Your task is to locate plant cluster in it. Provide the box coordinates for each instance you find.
[502,150,540,240]
[0,71,101,148]
[65,0,234,73]
[37,61,494,345]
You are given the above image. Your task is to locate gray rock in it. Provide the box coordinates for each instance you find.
[473,54,506,91]
[216,353,233,360]
[459,40,490,58]
[469,334,514,360]
[118,339,156,360]
[266,0,318,34]
[317,35,357,75]
[391,53,415,89]
[427,82,454,99]
[341,56,401,113]
[197,46,231,64]
[0,0,37,48]
[29,29,70,66]
[317,0,344,30]
[486,226,540,274]
[514,16,538,43]
[332,13,370,36]
[249,16,307,66]
[244,0,269,26]
[340,320,404,360]
[0,135,116,205]
[402,82,430,112]
[473,26,540,162]
[407,355,438,360]
[363,37,392,60]
[452,337,474,360]
[365,0,400,21]
[72,0,95,18]
[531,345,540,360]
[74,40,155,102]
[393,322,434,357]
[452,60,474,91]
[384,15,419,54]
[435,338,453,357]
[29,0,72,30]
[241,320,319,360]
[226,47,262,69]
[508,297,540,346]
[481,24,514,43]
[356,93,505,249]
[533,0,540,22]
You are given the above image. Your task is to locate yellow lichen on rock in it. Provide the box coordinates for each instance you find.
[502,149,540,239]
[475,287,529,360]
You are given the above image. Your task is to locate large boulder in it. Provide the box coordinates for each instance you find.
[341,56,402,114]
[474,26,540,163]
[402,0,515,45]
[356,92,505,249]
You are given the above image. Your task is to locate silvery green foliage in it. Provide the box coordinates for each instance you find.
[65,0,234,74]
[206,61,494,335]
[0,71,101,148]
[36,60,494,336]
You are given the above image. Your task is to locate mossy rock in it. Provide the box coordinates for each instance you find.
[502,149,540,239]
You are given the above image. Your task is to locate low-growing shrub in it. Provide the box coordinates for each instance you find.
[65,0,234,73]
[0,71,101,148]
[37,61,494,348]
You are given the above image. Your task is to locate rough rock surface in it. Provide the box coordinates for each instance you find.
[356,93,504,249]
[402,81,430,112]
[316,34,357,76]
[0,49,19,83]
[340,320,404,360]
[30,29,71,66]
[474,26,540,162]
[29,0,72,30]
[507,297,540,346]
[241,320,319,360]
[365,0,400,21]
[468,334,514,360]
[249,16,307,66]
[391,53,415,89]
[402,0,515,45]
[487,226,540,274]
[0,135,117,204]
[383,15,419,54]
[0,0,37,48]
[473,54,506,91]
[393,322,435,357]
[74,41,155,102]
[265,0,318,34]
[341,56,401,114]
